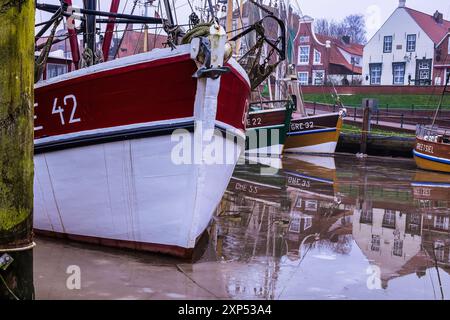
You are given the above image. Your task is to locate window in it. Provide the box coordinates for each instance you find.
[305,200,317,211]
[298,72,309,85]
[383,210,396,228]
[351,56,361,66]
[446,69,450,84]
[289,215,301,233]
[393,239,403,257]
[313,49,321,64]
[303,216,312,230]
[360,209,373,224]
[369,63,382,85]
[406,212,421,235]
[298,45,310,64]
[383,36,393,53]
[434,216,449,230]
[406,34,416,52]
[371,235,380,252]
[299,36,310,43]
[392,62,405,85]
[46,63,68,79]
[434,241,445,262]
[295,197,302,208]
[312,70,325,85]
[416,59,432,85]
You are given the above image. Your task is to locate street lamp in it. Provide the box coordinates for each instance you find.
[351,57,356,85]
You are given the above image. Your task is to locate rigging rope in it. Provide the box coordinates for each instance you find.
[181,22,212,44]
[35,14,63,83]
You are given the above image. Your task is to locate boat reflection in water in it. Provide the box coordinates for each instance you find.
[210,154,450,299]
[34,154,450,299]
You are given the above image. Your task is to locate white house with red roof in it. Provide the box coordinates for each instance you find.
[362,0,450,86]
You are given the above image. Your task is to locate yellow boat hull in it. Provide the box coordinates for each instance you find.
[414,155,450,173]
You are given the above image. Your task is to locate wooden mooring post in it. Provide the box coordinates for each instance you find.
[0,0,35,300]
[360,99,377,154]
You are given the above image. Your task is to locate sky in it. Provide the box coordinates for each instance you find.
[36,0,450,40]
[296,0,450,39]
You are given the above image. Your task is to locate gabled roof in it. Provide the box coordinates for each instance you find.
[404,7,450,44]
[315,34,363,74]
[316,34,364,56]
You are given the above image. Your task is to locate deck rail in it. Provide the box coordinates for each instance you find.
[416,124,450,144]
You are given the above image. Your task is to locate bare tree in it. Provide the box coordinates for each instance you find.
[329,21,347,40]
[314,18,330,36]
[314,14,367,45]
[343,14,367,44]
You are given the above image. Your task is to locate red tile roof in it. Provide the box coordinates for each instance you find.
[315,34,363,74]
[329,47,363,74]
[117,27,167,58]
[405,7,450,44]
[315,34,364,56]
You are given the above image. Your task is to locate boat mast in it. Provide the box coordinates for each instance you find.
[84,0,97,54]
[235,0,244,55]
[431,73,450,127]
[226,0,233,38]
[65,0,81,69]
[163,0,175,26]
[102,0,121,61]
[144,1,150,52]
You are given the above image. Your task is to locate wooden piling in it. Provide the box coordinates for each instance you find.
[360,106,371,154]
[0,0,35,300]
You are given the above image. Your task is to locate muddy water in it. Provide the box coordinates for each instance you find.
[34,154,450,299]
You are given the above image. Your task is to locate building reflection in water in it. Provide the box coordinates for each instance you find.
[211,155,450,299]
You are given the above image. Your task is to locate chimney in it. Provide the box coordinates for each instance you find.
[433,11,443,24]
[342,35,351,44]
[398,0,406,8]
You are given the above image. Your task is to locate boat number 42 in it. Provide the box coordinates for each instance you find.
[52,94,81,125]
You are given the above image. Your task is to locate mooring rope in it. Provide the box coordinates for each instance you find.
[0,242,36,253]
[0,274,19,300]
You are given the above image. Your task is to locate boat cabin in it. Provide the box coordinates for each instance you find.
[35,50,73,82]
[418,125,450,144]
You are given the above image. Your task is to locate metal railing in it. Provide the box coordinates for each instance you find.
[249,99,294,111]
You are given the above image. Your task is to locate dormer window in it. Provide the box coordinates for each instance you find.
[299,36,310,43]
[383,36,393,53]
[406,34,416,52]
[313,49,321,64]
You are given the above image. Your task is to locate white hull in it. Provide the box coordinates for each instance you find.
[34,130,242,251]
[285,141,338,154]
[245,144,284,156]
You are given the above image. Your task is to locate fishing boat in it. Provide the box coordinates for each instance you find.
[414,77,450,173]
[245,100,295,155]
[33,1,285,257]
[412,171,450,202]
[284,79,346,154]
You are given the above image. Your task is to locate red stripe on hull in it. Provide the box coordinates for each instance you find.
[35,54,198,139]
[35,54,250,139]
[34,229,194,259]
[217,64,250,132]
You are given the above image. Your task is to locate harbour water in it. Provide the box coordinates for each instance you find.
[34,154,450,300]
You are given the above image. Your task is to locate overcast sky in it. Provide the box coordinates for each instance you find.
[296,0,450,39]
[36,0,450,39]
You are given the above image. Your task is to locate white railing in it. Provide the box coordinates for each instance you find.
[416,124,450,144]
